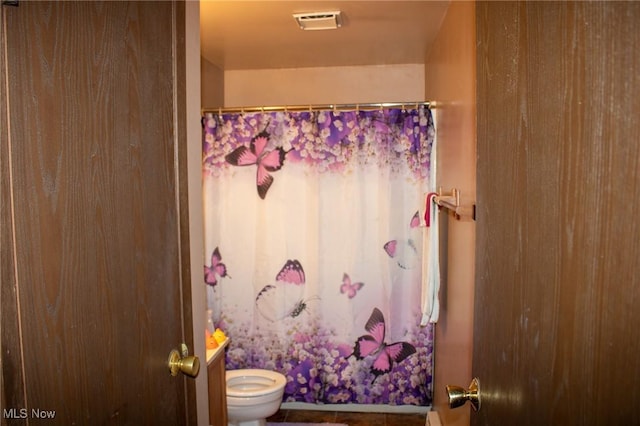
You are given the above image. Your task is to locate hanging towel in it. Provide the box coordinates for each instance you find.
[420,116,440,326]
[421,192,440,325]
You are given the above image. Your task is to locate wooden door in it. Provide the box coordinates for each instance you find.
[0,2,196,424]
[474,2,640,425]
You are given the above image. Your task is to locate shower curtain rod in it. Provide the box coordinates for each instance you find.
[202,101,432,115]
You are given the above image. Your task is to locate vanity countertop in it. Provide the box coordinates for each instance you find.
[206,337,229,365]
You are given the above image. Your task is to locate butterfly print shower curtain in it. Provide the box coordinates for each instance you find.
[202,107,435,406]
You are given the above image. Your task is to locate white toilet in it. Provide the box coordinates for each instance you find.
[226,369,286,426]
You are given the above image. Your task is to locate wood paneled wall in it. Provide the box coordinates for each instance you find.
[1,2,195,423]
[474,2,640,424]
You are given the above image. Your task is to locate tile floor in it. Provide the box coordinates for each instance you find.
[267,409,426,426]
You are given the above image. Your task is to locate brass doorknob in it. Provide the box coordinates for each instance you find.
[168,344,200,378]
[446,378,481,411]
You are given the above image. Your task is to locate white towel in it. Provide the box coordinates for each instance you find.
[420,192,440,325]
[420,121,440,326]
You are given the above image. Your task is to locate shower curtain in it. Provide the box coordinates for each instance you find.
[202,106,435,406]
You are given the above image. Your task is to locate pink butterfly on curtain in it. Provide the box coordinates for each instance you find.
[204,247,230,287]
[256,259,316,321]
[225,130,288,199]
[340,273,364,299]
[350,307,416,383]
[383,211,421,269]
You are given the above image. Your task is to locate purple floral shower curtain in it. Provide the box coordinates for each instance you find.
[202,106,435,406]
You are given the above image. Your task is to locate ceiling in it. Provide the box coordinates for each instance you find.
[200,1,451,70]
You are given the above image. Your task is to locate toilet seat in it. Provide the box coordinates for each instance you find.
[226,369,286,398]
[226,368,286,424]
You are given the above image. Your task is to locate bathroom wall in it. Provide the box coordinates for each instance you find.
[222,64,424,106]
[424,2,476,425]
[201,56,224,107]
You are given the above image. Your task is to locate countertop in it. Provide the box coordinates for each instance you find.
[206,337,229,365]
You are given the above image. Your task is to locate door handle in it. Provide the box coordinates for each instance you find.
[446,378,480,411]
[168,343,200,378]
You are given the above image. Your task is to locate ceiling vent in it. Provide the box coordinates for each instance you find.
[293,11,342,31]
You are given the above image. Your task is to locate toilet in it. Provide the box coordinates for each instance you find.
[226,369,286,426]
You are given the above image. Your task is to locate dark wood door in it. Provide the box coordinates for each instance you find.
[474,2,640,425]
[1,2,195,424]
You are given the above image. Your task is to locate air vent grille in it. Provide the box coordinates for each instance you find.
[293,11,342,31]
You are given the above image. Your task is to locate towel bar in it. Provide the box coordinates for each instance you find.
[433,188,476,221]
